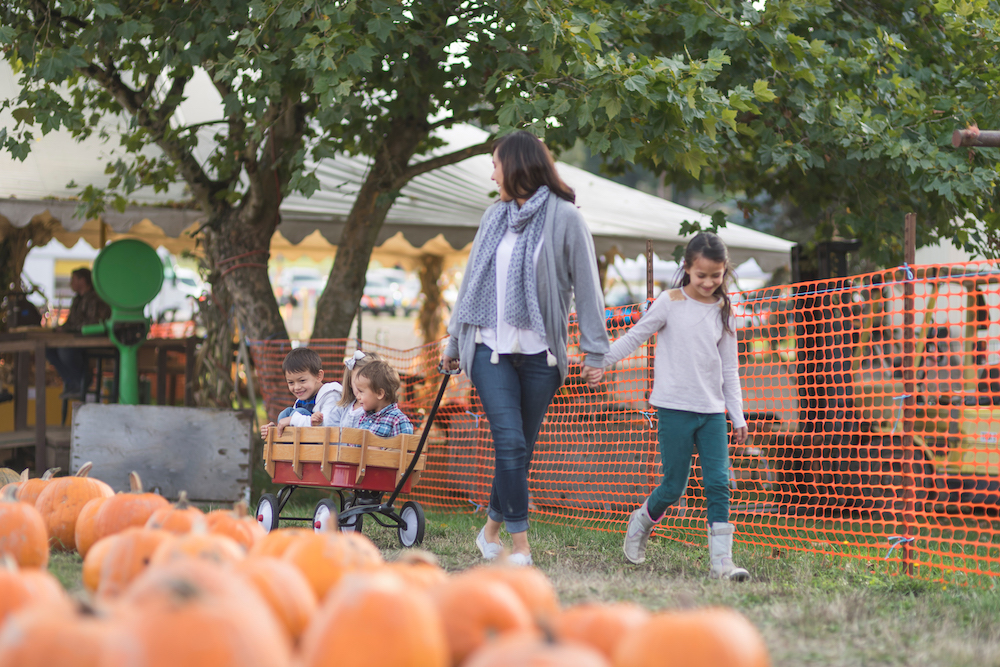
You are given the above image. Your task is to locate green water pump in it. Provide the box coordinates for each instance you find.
[80,239,164,405]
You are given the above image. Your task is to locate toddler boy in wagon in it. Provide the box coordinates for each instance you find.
[260,348,343,439]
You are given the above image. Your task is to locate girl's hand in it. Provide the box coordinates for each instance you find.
[441,354,459,372]
[581,365,604,389]
[734,426,748,445]
[311,412,324,426]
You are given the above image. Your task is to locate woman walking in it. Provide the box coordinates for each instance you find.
[442,131,609,566]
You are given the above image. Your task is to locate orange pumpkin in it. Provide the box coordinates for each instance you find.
[431,570,536,666]
[145,490,205,534]
[0,559,68,626]
[75,496,111,558]
[34,462,114,552]
[552,603,651,660]
[0,599,111,667]
[82,534,120,593]
[92,471,170,543]
[206,501,264,550]
[0,469,28,498]
[282,531,384,600]
[383,550,448,591]
[612,608,771,667]
[149,529,245,568]
[0,486,50,568]
[299,572,449,667]
[464,632,612,667]
[96,527,174,598]
[104,559,292,667]
[465,564,560,625]
[15,467,60,506]
[248,527,313,559]
[235,556,318,642]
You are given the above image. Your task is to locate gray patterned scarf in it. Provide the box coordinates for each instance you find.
[455,185,549,339]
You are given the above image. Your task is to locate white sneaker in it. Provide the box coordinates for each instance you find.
[508,552,533,566]
[476,526,502,560]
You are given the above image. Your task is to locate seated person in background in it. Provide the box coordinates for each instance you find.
[259,348,342,439]
[353,359,413,437]
[325,349,382,429]
[47,268,112,399]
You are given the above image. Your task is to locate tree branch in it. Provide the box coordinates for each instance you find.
[394,140,493,188]
[78,62,223,210]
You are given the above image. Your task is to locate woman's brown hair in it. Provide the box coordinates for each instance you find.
[493,131,575,203]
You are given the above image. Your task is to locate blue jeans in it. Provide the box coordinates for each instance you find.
[647,409,731,525]
[45,347,86,392]
[470,344,562,534]
[278,406,312,421]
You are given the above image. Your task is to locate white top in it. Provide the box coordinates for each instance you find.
[289,382,344,427]
[479,227,548,354]
[603,287,745,428]
[326,400,364,429]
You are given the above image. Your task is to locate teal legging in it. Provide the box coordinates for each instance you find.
[646,408,730,525]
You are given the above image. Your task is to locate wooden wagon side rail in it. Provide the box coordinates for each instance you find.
[264,427,425,484]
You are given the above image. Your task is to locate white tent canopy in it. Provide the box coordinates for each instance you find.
[0,64,793,270]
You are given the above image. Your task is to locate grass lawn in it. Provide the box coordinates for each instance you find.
[49,505,1000,666]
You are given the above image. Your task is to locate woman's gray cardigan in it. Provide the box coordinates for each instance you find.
[444,191,609,383]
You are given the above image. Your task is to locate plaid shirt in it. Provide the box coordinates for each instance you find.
[358,403,413,437]
[62,290,111,332]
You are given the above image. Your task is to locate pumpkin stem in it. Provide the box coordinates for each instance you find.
[232,500,248,517]
[128,471,143,493]
[175,490,190,509]
[19,469,28,483]
[75,462,94,478]
[41,467,61,480]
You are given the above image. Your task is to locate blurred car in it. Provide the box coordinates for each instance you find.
[277,268,326,306]
[361,272,400,316]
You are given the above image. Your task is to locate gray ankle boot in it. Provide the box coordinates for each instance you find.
[708,522,750,581]
[623,501,659,564]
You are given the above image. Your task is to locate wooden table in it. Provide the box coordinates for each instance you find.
[0,331,199,471]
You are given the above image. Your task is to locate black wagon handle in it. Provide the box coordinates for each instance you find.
[386,364,459,506]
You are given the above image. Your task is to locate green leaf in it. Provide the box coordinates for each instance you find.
[11,108,34,125]
[94,3,122,18]
[753,79,777,103]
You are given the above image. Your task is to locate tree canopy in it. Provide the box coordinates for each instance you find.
[3,0,997,342]
[1,0,767,339]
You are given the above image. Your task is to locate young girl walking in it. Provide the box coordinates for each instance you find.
[595,232,750,580]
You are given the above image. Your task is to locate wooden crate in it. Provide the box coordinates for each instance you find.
[263,426,425,488]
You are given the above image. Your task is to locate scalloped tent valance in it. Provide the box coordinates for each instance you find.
[1,64,793,270]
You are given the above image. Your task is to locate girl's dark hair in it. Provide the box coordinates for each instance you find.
[493,131,575,203]
[677,232,734,333]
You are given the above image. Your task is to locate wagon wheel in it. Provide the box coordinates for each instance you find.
[339,498,364,534]
[255,493,280,533]
[312,498,339,533]
[397,501,425,548]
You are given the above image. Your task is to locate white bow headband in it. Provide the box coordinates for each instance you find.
[344,350,366,370]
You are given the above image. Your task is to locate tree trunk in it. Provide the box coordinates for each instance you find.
[202,207,287,341]
[417,253,444,344]
[312,122,429,339]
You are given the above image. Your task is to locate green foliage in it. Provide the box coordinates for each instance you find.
[616,0,1000,264]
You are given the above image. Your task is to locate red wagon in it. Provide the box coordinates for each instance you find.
[255,369,455,547]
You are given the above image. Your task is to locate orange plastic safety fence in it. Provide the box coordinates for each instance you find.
[249,260,1000,585]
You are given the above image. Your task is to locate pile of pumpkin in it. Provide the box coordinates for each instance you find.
[0,465,770,667]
